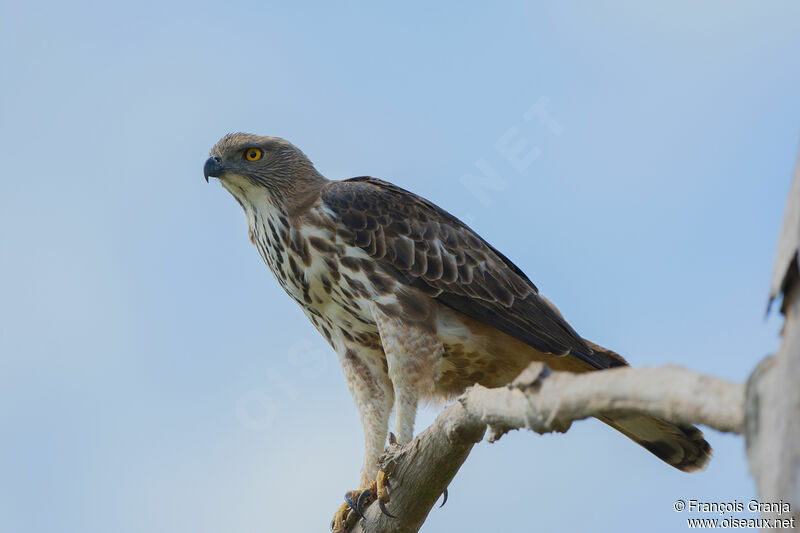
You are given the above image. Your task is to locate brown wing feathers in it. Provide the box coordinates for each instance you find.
[322,177,620,369]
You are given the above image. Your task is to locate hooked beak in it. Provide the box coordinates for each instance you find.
[204,155,224,182]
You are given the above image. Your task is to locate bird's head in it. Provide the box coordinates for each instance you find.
[204,133,325,209]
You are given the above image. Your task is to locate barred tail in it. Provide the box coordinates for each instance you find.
[584,341,712,472]
[598,413,712,472]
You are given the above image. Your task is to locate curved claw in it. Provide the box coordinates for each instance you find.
[344,491,365,520]
[439,487,448,508]
[378,499,397,519]
[355,488,373,517]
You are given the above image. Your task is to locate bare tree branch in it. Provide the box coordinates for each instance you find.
[345,362,744,532]
[769,147,800,311]
[746,149,800,530]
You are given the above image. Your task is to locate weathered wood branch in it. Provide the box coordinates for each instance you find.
[345,362,744,532]
[745,149,800,530]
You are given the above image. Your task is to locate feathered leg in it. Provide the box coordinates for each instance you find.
[330,343,393,532]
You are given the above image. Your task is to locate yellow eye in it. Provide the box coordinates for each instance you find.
[245,148,263,161]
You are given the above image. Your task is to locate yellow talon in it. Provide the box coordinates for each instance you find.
[330,501,350,532]
[375,469,390,503]
[330,469,394,531]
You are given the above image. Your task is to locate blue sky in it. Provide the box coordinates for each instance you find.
[1,1,798,532]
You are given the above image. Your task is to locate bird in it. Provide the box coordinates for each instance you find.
[204,133,712,531]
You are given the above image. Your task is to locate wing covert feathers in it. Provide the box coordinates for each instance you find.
[321,177,597,360]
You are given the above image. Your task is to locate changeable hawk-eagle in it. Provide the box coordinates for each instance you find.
[204,133,711,531]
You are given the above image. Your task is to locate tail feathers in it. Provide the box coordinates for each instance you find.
[564,340,711,471]
[598,413,712,472]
